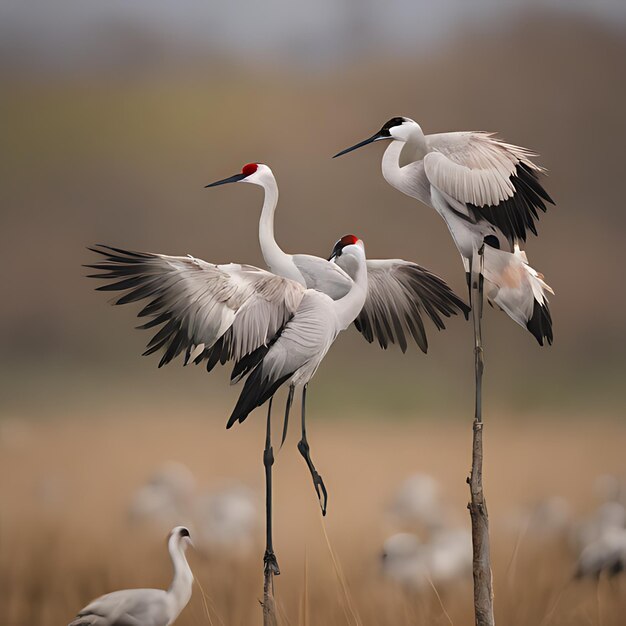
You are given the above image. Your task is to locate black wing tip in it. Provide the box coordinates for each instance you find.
[401,264,470,322]
[230,344,270,384]
[454,297,471,320]
[358,264,470,353]
[526,299,553,347]
[227,368,293,428]
[88,243,118,255]
[470,162,554,242]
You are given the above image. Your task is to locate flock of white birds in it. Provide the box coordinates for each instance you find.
[127,461,260,559]
[382,474,472,592]
[381,473,626,592]
[64,465,626,624]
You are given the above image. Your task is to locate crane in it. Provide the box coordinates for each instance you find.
[334,117,554,345]
[205,163,469,512]
[68,527,193,626]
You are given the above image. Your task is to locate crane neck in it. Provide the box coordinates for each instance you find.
[333,252,368,330]
[382,138,431,205]
[258,175,306,285]
[399,125,428,166]
[167,537,193,619]
[382,126,428,173]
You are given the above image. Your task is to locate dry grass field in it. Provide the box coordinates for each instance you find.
[1,11,625,626]
[1,409,625,626]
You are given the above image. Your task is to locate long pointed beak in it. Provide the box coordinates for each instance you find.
[205,172,247,187]
[333,132,386,158]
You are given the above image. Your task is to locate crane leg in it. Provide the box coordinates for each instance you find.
[297,384,328,516]
[263,397,280,576]
[279,384,295,449]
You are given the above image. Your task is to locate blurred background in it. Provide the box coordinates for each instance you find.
[1,1,625,624]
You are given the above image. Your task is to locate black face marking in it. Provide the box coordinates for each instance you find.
[483,235,500,249]
[379,117,406,136]
[328,239,343,260]
[179,527,190,538]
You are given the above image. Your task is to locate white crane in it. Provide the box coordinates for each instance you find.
[571,501,626,554]
[68,526,193,626]
[334,117,555,345]
[205,163,469,512]
[225,236,368,576]
[575,526,626,579]
[193,483,259,557]
[381,528,472,592]
[128,462,196,531]
[388,473,444,532]
[88,237,368,581]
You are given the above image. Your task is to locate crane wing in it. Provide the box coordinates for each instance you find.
[71,589,166,625]
[335,257,469,353]
[424,132,554,242]
[87,245,305,370]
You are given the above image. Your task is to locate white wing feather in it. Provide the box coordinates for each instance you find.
[424,132,542,208]
[88,246,305,368]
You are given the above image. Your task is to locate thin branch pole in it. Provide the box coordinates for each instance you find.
[467,244,495,626]
[262,397,279,626]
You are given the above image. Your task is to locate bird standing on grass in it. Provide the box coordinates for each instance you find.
[334,117,555,345]
[381,528,472,592]
[128,462,196,531]
[68,526,193,626]
[575,526,626,579]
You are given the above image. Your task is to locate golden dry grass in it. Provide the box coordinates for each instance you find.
[1,409,625,626]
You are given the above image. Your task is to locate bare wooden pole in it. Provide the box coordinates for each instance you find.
[262,571,278,626]
[467,245,495,626]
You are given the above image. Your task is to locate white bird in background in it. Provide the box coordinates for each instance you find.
[334,117,555,345]
[128,462,196,531]
[571,501,626,554]
[594,474,626,506]
[127,461,260,557]
[512,496,571,541]
[193,483,259,557]
[381,528,472,593]
[388,473,444,531]
[575,526,626,579]
[68,526,194,626]
[88,237,369,577]
[205,162,469,513]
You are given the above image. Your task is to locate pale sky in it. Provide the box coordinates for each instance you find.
[1,0,625,69]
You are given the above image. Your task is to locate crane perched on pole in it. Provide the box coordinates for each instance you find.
[334,117,555,625]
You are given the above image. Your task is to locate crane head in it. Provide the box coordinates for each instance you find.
[328,234,362,261]
[205,163,271,188]
[333,116,417,158]
[169,526,194,549]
